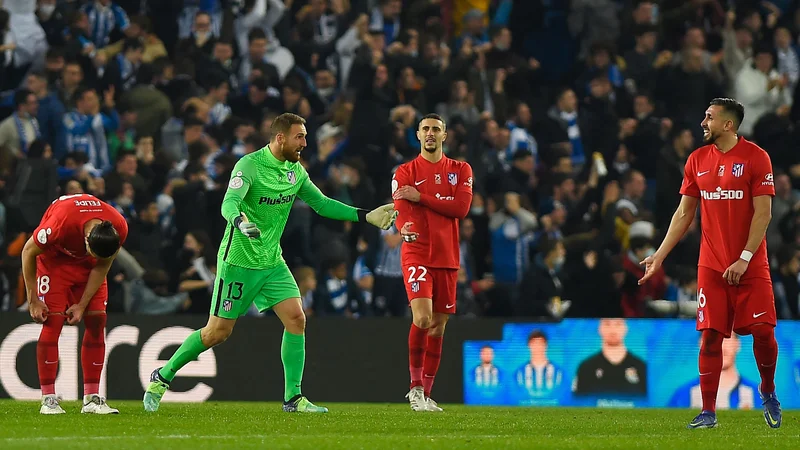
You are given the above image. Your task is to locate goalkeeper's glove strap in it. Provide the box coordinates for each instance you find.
[357,209,368,223]
[233,214,244,229]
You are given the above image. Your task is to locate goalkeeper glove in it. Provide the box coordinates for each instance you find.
[233,213,261,239]
[358,203,398,230]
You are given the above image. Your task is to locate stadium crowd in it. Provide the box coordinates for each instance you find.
[1,0,800,320]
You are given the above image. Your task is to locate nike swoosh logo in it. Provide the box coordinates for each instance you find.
[699,372,712,376]
[92,362,103,366]
[445,303,455,309]
[415,180,426,185]
[753,312,767,318]
[697,171,710,177]
[44,360,57,364]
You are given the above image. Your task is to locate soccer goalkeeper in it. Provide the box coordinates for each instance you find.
[143,113,397,413]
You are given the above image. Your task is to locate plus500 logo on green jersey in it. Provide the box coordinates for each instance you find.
[259,193,296,205]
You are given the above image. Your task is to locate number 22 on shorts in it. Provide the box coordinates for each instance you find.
[407,266,427,294]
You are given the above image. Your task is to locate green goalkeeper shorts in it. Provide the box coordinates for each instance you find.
[210,261,301,319]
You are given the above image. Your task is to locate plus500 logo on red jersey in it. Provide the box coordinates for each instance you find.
[700,187,745,200]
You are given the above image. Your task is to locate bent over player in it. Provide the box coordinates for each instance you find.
[640,98,781,429]
[144,113,397,413]
[392,113,473,411]
[21,193,127,414]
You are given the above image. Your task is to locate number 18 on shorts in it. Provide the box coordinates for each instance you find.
[402,264,458,315]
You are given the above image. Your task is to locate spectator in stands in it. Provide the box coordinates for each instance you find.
[0,88,41,157]
[175,229,215,314]
[621,233,666,317]
[734,45,792,137]
[63,85,119,175]
[518,234,570,318]
[315,256,363,317]
[294,266,318,317]
[26,70,66,157]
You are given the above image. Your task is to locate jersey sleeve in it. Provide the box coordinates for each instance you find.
[750,150,776,197]
[33,206,62,251]
[392,165,413,230]
[418,163,474,219]
[220,157,256,223]
[679,155,700,198]
[297,170,360,221]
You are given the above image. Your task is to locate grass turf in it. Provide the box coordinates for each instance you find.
[0,400,797,449]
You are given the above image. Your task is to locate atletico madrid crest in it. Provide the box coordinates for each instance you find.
[448,172,458,185]
[732,163,744,178]
[287,171,297,184]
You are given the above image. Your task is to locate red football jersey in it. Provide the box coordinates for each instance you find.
[679,137,774,279]
[393,155,474,269]
[33,193,128,268]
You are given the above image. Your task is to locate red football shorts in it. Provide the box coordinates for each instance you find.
[402,264,458,314]
[36,255,108,314]
[696,266,776,337]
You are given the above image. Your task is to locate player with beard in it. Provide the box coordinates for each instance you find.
[392,113,474,411]
[143,113,398,413]
[640,98,781,429]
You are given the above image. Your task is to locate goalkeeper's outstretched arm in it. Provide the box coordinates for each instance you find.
[298,177,396,229]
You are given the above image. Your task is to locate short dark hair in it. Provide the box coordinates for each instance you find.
[14,88,34,109]
[528,330,547,343]
[709,98,745,130]
[87,220,121,258]
[418,113,446,131]
[271,113,306,137]
[537,234,562,256]
[123,37,144,53]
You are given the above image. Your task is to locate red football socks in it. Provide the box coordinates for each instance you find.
[408,324,426,389]
[423,334,443,397]
[750,325,778,394]
[82,314,107,396]
[699,330,723,413]
[37,315,65,396]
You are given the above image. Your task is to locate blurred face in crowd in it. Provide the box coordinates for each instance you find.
[210,81,229,103]
[117,154,138,177]
[400,67,417,89]
[465,16,484,35]
[249,37,267,61]
[495,128,510,149]
[682,48,705,73]
[482,119,498,143]
[122,109,138,128]
[636,31,657,52]
[183,233,202,254]
[331,262,347,280]
[684,27,705,49]
[374,64,389,87]
[754,51,774,73]
[625,171,647,199]
[19,93,39,117]
[141,202,159,224]
[381,0,402,19]
[554,156,572,174]
[193,12,212,38]
[493,28,511,51]
[276,123,308,163]
[136,136,154,160]
[77,89,99,114]
[451,80,468,102]
[126,47,144,66]
[515,103,532,127]
[775,173,792,198]
[599,318,627,347]
[775,27,792,50]
[736,27,754,50]
[633,1,654,24]
[118,182,135,206]
[282,86,301,108]
[76,12,90,34]
[558,178,576,202]
[633,95,654,119]
[213,42,233,63]
[460,217,475,241]
[589,77,611,99]
[591,49,610,69]
[557,89,577,113]
[184,123,203,144]
[515,153,535,174]
[315,69,336,93]
[744,11,762,33]
[418,117,447,154]
[479,346,494,364]
[423,40,440,62]
[26,74,47,96]
[63,63,83,89]
[674,129,694,152]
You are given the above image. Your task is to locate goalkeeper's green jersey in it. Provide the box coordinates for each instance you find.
[218,146,360,269]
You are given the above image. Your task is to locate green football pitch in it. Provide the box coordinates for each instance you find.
[0,400,797,449]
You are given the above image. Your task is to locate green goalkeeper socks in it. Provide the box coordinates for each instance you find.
[159,330,208,383]
[281,330,305,402]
